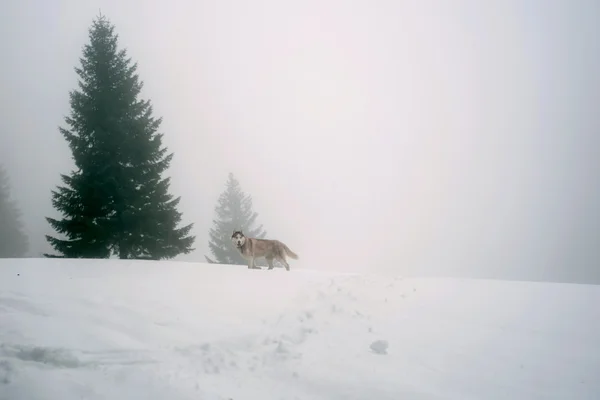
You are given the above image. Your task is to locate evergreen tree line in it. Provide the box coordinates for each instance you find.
[1,14,268,265]
[0,165,29,257]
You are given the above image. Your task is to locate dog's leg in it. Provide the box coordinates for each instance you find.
[247,257,254,269]
[278,256,290,271]
[276,248,291,271]
[266,257,275,270]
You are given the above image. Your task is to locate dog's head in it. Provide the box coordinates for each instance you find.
[231,230,246,248]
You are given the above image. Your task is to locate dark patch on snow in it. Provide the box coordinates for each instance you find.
[370,340,389,355]
[13,346,80,368]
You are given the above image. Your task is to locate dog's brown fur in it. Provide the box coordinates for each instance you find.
[231,231,298,271]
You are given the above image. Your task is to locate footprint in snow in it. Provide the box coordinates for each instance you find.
[370,340,389,355]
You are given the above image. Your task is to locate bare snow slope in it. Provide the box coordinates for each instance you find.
[0,259,599,400]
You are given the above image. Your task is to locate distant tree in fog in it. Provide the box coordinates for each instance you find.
[45,14,195,260]
[205,173,267,265]
[0,165,29,257]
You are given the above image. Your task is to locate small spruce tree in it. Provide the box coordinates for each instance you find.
[205,173,266,265]
[45,14,195,259]
[0,165,29,258]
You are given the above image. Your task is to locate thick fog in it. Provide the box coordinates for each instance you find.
[1,0,599,283]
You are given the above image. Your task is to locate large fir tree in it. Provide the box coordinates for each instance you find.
[205,173,266,265]
[0,165,29,258]
[45,14,195,260]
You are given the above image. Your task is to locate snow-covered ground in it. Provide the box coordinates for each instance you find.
[0,259,598,400]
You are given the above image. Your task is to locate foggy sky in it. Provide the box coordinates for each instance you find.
[1,0,599,283]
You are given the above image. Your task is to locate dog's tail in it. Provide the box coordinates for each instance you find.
[283,243,299,260]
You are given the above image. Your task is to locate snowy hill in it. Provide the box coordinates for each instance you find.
[0,259,599,400]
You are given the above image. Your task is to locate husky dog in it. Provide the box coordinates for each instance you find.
[231,230,298,271]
